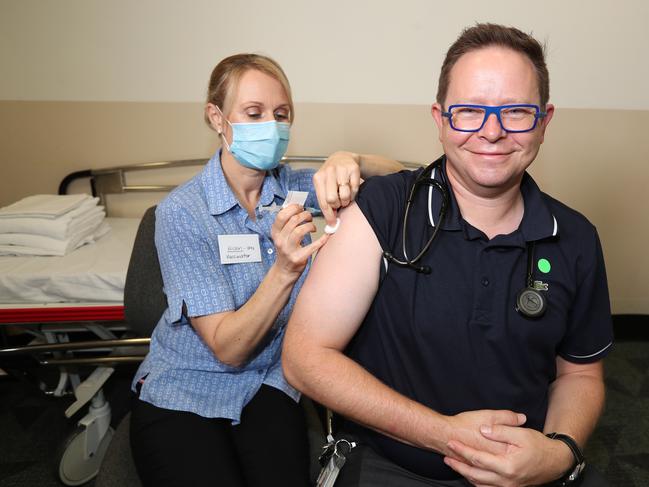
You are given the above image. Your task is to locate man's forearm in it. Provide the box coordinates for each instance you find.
[283,338,525,459]
[544,360,606,447]
[283,340,450,453]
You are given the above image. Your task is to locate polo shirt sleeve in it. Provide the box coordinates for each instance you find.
[155,200,235,324]
[355,171,410,251]
[557,227,614,363]
[282,165,318,209]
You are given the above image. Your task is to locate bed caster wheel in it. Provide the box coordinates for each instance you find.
[58,425,114,486]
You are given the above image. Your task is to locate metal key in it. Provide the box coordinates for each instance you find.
[318,435,337,467]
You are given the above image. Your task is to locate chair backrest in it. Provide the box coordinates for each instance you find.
[123,206,167,337]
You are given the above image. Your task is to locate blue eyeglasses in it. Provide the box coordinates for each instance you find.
[442,104,547,133]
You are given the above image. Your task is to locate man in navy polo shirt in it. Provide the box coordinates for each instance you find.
[283,23,612,486]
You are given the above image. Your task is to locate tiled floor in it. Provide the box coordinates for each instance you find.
[586,340,649,486]
[0,342,647,486]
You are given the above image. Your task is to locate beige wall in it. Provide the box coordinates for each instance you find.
[0,101,647,314]
[2,1,648,109]
[0,0,647,314]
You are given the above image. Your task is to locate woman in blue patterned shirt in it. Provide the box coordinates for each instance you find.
[129,54,401,487]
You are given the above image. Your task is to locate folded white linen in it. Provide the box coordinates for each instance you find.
[0,217,137,304]
[0,204,105,240]
[0,194,93,219]
[0,215,104,246]
[0,221,111,256]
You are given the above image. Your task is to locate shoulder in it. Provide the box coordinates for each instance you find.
[543,193,596,235]
[354,169,419,249]
[357,169,417,217]
[541,193,604,272]
[276,164,316,189]
[156,177,208,232]
[358,169,417,203]
[542,193,600,252]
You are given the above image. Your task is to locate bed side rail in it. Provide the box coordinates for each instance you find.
[58,156,423,203]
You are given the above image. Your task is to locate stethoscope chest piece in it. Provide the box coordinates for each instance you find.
[516,241,548,319]
[516,287,547,318]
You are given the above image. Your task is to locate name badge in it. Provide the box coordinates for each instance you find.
[217,234,262,264]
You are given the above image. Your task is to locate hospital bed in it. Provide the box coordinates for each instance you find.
[1,155,419,485]
[0,158,210,485]
[0,227,136,484]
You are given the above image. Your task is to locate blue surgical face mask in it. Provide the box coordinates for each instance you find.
[221,119,290,171]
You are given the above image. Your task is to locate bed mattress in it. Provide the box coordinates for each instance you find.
[0,218,139,305]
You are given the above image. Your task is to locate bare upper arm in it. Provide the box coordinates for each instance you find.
[555,355,604,380]
[286,202,383,351]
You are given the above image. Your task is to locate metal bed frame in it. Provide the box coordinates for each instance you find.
[58,156,421,210]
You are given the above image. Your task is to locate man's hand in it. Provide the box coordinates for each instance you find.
[443,425,574,487]
[441,410,527,458]
[313,151,362,226]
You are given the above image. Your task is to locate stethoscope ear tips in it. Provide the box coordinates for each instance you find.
[516,287,547,318]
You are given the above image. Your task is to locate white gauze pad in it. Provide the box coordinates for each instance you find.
[324,218,341,235]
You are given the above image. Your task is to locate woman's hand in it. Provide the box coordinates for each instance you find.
[313,151,363,225]
[191,204,326,367]
[271,204,329,279]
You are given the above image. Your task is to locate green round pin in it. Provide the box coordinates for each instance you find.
[538,258,551,274]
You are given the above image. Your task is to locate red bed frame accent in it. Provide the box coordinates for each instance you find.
[0,305,124,324]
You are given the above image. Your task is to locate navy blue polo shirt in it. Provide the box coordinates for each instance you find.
[343,157,613,480]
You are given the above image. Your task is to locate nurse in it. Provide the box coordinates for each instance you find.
[129,53,401,487]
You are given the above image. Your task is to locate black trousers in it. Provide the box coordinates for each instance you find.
[130,385,310,487]
[336,441,609,487]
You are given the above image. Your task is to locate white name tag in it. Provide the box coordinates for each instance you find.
[217,234,262,264]
[282,190,309,208]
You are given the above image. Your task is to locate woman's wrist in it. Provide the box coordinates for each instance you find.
[269,261,302,287]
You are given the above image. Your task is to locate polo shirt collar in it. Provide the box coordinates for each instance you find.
[427,156,462,232]
[427,155,558,242]
[202,151,286,216]
[518,173,559,242]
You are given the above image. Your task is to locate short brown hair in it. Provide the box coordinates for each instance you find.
[204,53,294,128]
[436,23,549,108]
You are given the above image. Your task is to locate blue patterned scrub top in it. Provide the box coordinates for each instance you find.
[132,150,318,423]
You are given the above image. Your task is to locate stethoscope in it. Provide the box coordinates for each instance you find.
[382,158,449,275]
[382,156,547,319]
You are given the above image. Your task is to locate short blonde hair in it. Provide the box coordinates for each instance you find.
[204,53,294,128]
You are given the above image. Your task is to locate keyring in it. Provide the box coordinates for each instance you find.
[333,438,355,457]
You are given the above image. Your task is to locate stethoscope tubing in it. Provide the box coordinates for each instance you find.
[383,156,547,318]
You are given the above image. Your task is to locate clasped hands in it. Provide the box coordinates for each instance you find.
[442,410,574,487]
